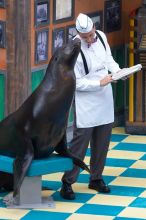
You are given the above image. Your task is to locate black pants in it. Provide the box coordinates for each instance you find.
[62,122,113,185]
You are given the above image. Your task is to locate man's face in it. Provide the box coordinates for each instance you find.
[78,26,96,46]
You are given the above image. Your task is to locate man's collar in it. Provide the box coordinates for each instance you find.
[88,34,97,48]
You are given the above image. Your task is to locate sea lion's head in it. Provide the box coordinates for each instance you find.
[51,38,81,70]
[60,38,81,68]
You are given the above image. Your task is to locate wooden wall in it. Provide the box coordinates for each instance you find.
[122,0,142,43]
[0,7,6,70]
[0,0,143,71]
[30,0,142,69]
[0,0,143,122]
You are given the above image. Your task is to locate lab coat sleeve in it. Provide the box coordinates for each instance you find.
[74,58,101,92]
[98,31,121,74]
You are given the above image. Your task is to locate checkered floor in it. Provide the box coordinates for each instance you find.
[1,127,146,220]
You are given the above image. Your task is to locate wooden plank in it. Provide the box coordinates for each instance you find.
[135,70,143,121]
[6,0,31,115]
[0,73,5,120]
[0,8,6,70]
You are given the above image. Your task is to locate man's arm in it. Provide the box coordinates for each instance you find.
[75,62,113,91]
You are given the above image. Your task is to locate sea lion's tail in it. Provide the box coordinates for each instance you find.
[71,154,90,173]
[62,150,90,173]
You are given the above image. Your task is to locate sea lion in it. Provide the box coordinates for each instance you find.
[0,38,90,203]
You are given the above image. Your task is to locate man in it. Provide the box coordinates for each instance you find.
[60,13,121,200]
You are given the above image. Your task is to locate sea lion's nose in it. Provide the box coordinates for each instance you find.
[73,38,81,46]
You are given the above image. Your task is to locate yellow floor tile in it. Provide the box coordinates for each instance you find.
[109,142,119,149]
[112,127,125,134]
[103,166,126,176]
[81,166,126,177]
[0,208,29,219]
[36,201,83,213]
[71,183,96,194]
[67,213,114,220]
[118,207,146,218]
[83,156,90,165]
[80,169,89,174]
[107,150,144,160]
[80,170,89,175]
[87,194,135,207]
[42,172,63,181]
[1,127,146,220]
[130,160,146,169]
[110,176,146,188]
[139,190,146,198]
[122,135,146,144]
[42,190,55,197]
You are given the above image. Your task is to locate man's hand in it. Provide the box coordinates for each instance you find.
[100,74,113,86]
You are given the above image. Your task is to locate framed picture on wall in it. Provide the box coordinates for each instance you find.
[0,0,6,8]
[0,21,6,48]
[34,0,50,27]
[104,0,122,33]
[88,11,103,31]
[52,28,65,53]
[35,28,49,64]
[66,25,77,42]
[53,0,74,23]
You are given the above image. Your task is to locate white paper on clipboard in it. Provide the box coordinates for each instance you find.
[112,64,142,81]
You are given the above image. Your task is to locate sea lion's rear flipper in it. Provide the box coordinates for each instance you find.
[13,142,34,203]
[55,134,90,173]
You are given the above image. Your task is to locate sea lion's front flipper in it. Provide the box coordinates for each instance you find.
[0,171,13,192]
[13,141,34,204]
[55,134,90,173]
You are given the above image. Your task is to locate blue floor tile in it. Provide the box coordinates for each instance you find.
[110,134,128,142]
[52,191,94,203]
[86,148,90,156]
[76,204,124,216]
[0,191,9,197]
[21,210,70,220]
[0,198,6,207]
[109,185,145,197]
[105,158,135,168]
[121,168,146,178]
[103,175,116,184]
[77,174,115,184]
[1,128,146,220]
[129,197,146,208]
[42,180,62,191]
[140,154,146,160]
[77,173,90,183]
[114,142,146,152]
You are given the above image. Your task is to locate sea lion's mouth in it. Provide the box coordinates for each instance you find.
[71,46,80,57]
[72,40,81,53]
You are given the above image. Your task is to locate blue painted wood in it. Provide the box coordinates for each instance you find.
[0,154,73,176]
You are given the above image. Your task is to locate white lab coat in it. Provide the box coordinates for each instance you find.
[74,30,121,128]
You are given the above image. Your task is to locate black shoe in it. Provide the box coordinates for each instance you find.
[88,179,110,193]
[60,182,75,200]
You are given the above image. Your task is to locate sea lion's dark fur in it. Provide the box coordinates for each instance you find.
[0,38,89,202]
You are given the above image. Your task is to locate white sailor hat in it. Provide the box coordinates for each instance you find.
[76,13,93,33]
